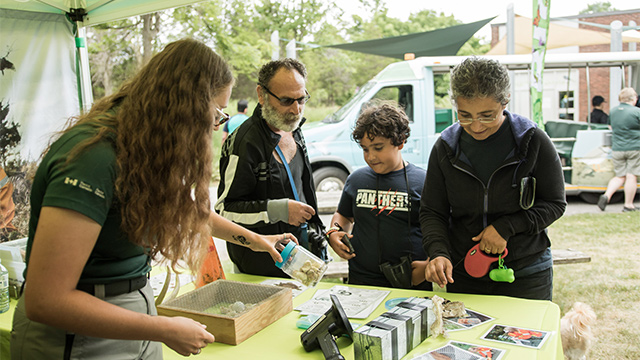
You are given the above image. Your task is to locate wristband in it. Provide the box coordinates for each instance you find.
[325,226,342,238]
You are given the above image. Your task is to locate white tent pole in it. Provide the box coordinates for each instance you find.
[507,3,516,112]
[586,64,591,125]
[75,23,94,112]
[610,20,623,108]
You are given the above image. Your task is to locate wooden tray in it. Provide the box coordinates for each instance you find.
[157,280,292,345]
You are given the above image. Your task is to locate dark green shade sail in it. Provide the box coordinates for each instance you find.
[326,17,495,59]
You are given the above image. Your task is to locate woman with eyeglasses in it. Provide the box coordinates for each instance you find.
[11,38,294,359]
[419,57,566,300]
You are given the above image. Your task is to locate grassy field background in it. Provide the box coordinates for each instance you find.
[549,211,640,359]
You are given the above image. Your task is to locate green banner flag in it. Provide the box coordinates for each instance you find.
[530,0,551,130]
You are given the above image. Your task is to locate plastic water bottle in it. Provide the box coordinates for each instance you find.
[0,262,9,313]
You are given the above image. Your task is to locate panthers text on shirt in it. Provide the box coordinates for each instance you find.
[355,189,409,215]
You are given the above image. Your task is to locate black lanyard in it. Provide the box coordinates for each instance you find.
[376,161,412,264]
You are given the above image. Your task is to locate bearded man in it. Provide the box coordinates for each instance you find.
[215,58,327,277]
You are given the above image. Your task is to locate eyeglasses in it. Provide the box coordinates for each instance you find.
[456,109,502,126]
[215,108,230,126]
[259,83,310,106]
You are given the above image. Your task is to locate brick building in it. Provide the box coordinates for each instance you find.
[490,9,639,123]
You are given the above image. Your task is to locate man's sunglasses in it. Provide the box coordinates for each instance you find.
[215,108,230,126]
[259,83,310,106]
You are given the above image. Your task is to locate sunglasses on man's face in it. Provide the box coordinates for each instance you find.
[215,108,230,126]
[259,83,310,107]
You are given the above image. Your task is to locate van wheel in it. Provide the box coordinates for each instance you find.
[313,167,348,192]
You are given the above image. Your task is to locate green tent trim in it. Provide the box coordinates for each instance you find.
[326,17,495,59]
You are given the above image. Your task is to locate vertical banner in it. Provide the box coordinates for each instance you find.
[0,9,79,162]
[530,0,550,130]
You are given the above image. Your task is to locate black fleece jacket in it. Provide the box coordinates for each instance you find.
[420,110,566,272]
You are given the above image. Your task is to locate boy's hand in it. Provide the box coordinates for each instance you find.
[410,260,428,286]
[327,231,356,260]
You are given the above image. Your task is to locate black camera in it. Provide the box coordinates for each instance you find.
[379,255,413,289]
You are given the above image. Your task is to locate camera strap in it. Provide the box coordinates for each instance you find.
[376,161,414,288]
[275,144,308,248]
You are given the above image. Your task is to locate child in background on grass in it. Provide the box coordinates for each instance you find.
[326,101,431,290]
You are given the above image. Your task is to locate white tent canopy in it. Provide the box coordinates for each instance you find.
[0,0,204,26]
[0,0,205,160]
[488,14,640,55]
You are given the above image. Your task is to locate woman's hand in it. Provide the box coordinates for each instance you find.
[158,316,215,356]
[472,225,507,255]
[327,231,356,260]
[425,256,454,288]
[248,232,298,263]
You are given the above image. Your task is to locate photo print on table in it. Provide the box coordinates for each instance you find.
[481,324,551,349]
[444,309,494,331]
[449,341,506,360]
[411,343,482,360]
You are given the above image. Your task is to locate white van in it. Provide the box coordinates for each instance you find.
[303,51,640,202]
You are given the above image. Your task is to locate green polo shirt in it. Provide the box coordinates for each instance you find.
[610,102,640,151]
[26,123,151,284]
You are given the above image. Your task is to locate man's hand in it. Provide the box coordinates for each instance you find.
[425,256,454,289]
[288,200,315,226]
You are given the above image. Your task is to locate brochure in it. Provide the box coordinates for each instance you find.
[295,285,390,318]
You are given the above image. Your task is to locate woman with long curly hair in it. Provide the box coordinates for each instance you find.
[11,38,294,359]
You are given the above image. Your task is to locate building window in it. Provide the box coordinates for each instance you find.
[559,91,574,120]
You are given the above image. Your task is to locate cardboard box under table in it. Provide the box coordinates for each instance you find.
[157,280,292,345]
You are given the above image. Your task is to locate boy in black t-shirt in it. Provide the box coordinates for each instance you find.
[326,102,431,290]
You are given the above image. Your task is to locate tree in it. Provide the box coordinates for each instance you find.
[88,13,164,97]
[580,2,617,14]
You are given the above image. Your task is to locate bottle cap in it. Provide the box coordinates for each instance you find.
[275,241,296,268]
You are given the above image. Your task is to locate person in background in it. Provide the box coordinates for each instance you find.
[11,39,294,359]
[420,57,566,301]
[597,87,640,212]
[221,99,250,143]
[589,95,609,125]
[326,101,431,290]
[216,58,327,278]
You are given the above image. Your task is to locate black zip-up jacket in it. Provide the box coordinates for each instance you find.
[420,110,566,272]
[215,105,324,275]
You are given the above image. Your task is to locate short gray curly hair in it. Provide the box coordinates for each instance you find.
[449,57,510,108]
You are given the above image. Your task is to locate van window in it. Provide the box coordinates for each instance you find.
[370,85,414,122]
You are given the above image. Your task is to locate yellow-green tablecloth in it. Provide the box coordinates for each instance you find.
[0,273,563,359]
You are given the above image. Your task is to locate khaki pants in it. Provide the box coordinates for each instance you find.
[10,282,162,359]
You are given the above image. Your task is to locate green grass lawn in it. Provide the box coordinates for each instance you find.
[549,212,640,359]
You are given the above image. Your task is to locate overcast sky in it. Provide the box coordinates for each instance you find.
[338,0,640,41]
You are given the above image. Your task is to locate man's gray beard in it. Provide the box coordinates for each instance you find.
[262,99,302,132]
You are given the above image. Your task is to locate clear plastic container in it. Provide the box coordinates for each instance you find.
[275,242,327,287]
[0,262,9,313]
